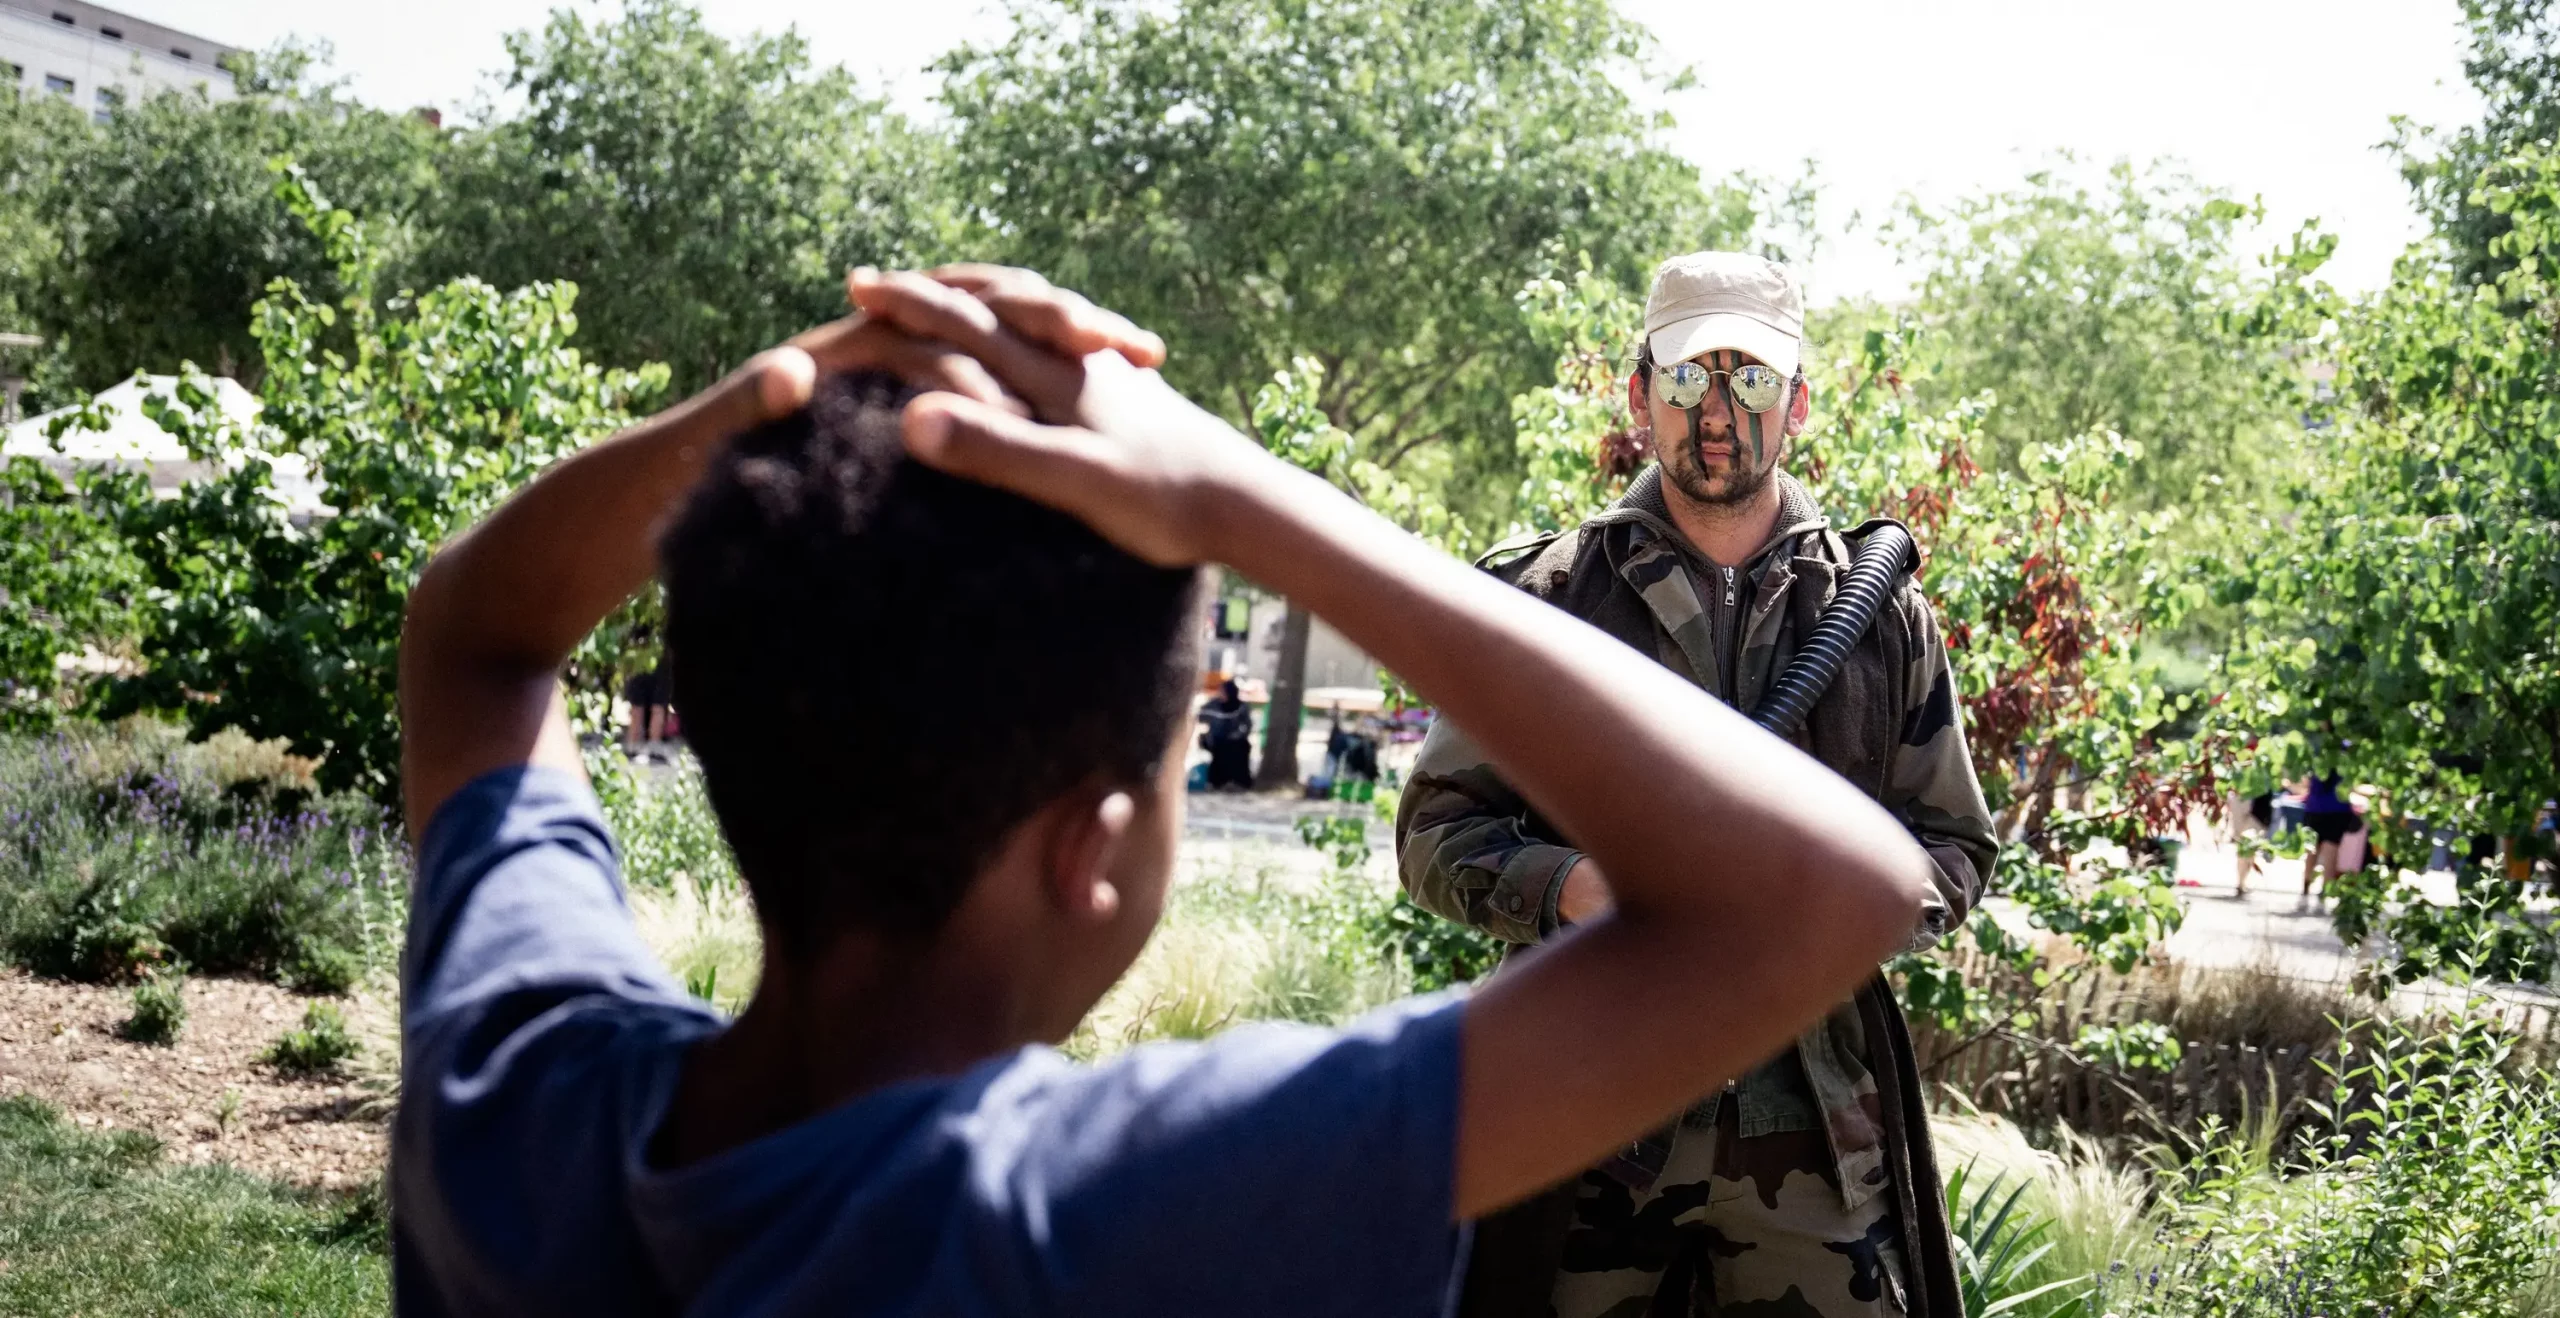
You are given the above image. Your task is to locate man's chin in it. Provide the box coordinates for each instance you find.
[1667,462,1766,509]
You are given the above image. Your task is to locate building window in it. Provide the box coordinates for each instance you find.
[44,75,73,98]
[3,63,20,84]
[50,11,73,25]
[93,87,120,123]
[99,26,123,40]
[170,48,192,62]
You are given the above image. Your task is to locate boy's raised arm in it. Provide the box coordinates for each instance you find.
[867,271,1938,1220]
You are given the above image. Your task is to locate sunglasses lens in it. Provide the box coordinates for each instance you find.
[1659,362,1712,408]
[1730,365,1784,413]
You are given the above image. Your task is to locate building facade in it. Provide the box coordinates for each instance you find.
[1,0,239,118]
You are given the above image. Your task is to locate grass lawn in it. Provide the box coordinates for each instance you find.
[0,1096,385,1317]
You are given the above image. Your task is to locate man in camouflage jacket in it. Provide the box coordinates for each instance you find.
[1397,253,1999,1318]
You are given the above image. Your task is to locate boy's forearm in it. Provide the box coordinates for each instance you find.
[1205,464,1934,1218]
[397,402,732,832]
[416,435,656,672]
[408,398,723,680]
[398,343,847,831]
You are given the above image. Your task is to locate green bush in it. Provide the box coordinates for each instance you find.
[263,1001,358,1076]
[119,969,186,1045]
[589,748,740,897]
[282,942,366,997]
[2110,1006,2560,1315]
[0,722,406,986]
[1294,813,1501,992]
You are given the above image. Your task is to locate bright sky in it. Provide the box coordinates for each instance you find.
[109,0,2486,303]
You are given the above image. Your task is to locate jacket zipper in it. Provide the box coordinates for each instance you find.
[1722,564,1737,607]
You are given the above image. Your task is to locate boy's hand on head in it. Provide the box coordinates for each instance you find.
[901,355,1270,569]
[680,316,1022,456]
[847,267,1279,568]
[849,265,1167,370]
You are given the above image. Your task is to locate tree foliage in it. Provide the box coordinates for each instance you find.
[27,46,444,392]
[82,168,663,799]
[1889,161,2300,512]
[428,0,950,395]
[0,89,84,406]
[940,0,1750,520]
[2398,0,2560,288]
[0,459,146,730]
[2222,144,2560,987]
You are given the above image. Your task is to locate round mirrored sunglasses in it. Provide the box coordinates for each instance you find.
[1654,361,1789,414]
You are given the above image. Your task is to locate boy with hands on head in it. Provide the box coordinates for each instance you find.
[392,265,1938,1315]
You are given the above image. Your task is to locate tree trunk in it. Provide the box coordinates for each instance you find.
[1255,603,1312,790]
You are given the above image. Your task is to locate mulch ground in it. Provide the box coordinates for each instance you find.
[0,968,387,1189]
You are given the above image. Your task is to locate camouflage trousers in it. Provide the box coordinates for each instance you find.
[1550,1098,1910,1318]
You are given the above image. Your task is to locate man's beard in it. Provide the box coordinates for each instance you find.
[1663,424,1778,508]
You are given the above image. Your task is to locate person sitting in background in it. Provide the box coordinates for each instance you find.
[388,266,1936,1315]
[1340,718,1381,784]
[1199,678,1255,789]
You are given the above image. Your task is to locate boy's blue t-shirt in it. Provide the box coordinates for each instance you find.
[393,767,1470,1316]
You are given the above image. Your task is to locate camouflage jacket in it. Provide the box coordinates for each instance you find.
[1399,467,1996,1317]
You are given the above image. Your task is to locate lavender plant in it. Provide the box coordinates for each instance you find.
[0,722,406,988]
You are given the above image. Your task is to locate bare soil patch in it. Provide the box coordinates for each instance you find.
[0,968,386,1188]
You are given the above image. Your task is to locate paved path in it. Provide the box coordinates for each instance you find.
[1178,788,1386,889]
[1980,830,2557,1014]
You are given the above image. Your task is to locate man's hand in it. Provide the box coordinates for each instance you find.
[1555,858,1615,927]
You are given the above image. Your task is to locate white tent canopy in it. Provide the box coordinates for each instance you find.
[2,375,328,517]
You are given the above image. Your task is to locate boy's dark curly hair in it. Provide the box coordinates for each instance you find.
[659,371,1201,955]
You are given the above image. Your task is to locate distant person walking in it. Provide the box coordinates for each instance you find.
[2230,789,2274,897]
[1200,679,1255,790]
[2298,773,2362,905]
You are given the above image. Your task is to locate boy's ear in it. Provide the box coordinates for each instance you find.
[1044,790,1136,923]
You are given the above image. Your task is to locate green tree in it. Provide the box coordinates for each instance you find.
[31,44,445,391]
[943,0,1748,780]
[1503,264,1649,541]
[83,168,664,799]
[0,88,82,414]
[2226,145,2560,986]
[1890,161,2299,511]
[0,458,147,730]
[2397,0,2560,288]
[429,0,950,395]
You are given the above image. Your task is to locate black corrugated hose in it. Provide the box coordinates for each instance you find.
[1750,523,1916,741]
